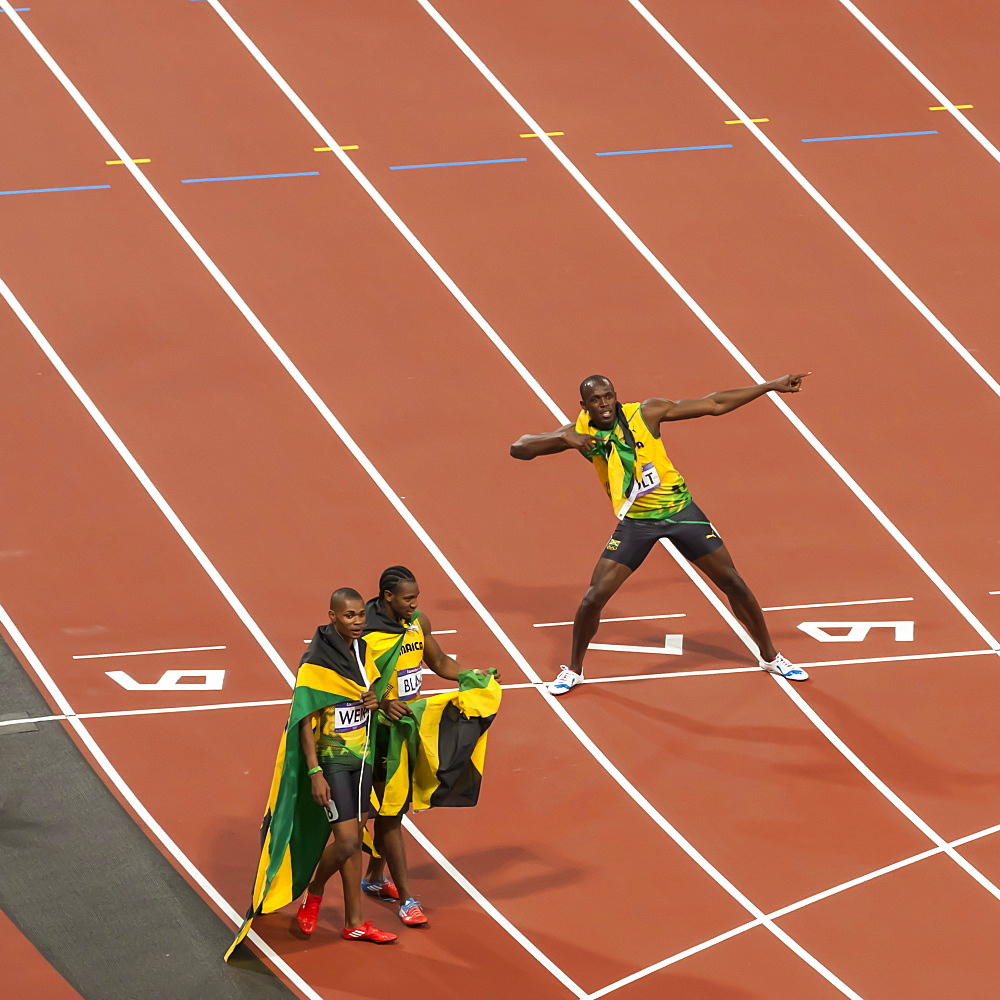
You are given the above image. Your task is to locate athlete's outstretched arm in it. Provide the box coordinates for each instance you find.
[645,373,811,423]
[510,424,595,460]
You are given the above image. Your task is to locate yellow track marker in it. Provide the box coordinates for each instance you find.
[929,104,973,111]
[724,118,769,125]
[314,145,359,151]
[519,131,565,138]
[106,158,151,165]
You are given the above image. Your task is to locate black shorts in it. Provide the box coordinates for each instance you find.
[600,501,723,571]
[320,758,374,824]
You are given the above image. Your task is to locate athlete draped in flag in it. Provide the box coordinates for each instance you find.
[510,374,811,694]
[361,565,497,928]
[224,588,396,959]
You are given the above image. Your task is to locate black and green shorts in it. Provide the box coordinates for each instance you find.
[601,501,723,571]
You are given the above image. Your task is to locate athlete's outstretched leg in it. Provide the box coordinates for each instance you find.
[691,545,776,660]
[567,558,634,673]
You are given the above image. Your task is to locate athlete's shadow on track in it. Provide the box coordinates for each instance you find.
[803,684,1000,796]
[593,684,1000,793]
[410,844,585,902]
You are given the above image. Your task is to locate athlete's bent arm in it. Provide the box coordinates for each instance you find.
[510,424,596,460]
[420,615,463,681]
[645,373,811,422]
[298,713,331,806]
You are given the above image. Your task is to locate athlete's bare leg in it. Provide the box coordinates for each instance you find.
[691,545,777,661]
[567,558,635,673]
[308,815,366,929]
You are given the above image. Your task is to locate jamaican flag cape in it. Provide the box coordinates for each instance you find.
[375,668,502,817]
[577,401,690,519]
[577,401,641,518]
[362,596,412,684]
[225,626,383,960]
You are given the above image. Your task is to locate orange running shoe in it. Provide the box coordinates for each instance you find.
[296,893,323,935]
[341,920,397,944]
[398,897,428,928]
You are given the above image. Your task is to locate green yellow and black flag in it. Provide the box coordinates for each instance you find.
[224,626,382,960]
[376,668,502,817]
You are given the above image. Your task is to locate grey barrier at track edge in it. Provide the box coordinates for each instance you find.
[0,602,327,1000]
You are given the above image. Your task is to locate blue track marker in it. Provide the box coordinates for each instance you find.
[2,7,32,11]
[596,143,733,157]
[180,171,320,183]
[0,184,110,196]
[801,130,938,143]
[390,157,527,171]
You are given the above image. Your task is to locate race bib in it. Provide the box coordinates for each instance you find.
[398,664,423,702]
[634,462,661,498]
[334,700,369,733]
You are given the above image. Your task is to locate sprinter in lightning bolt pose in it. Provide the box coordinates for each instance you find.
[510,374,811,694]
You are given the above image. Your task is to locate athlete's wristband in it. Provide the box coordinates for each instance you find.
[307,765,322,776]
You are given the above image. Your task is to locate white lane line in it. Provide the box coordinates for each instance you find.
[161,9,874,994]
[5,13,857,992]
[0,698,291,730]
[834,0,1000,168]
[763,597,913,612]
[0,284,582,995]
[9,646,991,729]
[402,0,1000,914]
[990,592,1000,596]
[72,644,227,659]
[590,820,1000,998]
[533,613,685,627]
[0,286,294,685]
[411,0,1000,659]
[621,0,1000,399]
[0,602,329,1000]
[431,629,458,634]
[3,3,977,989]
[0,24,580,985]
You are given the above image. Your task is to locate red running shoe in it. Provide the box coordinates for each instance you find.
[361,876,400,901]
[398,897,428,928]
[296,893,323,935]
[341,920,397,944]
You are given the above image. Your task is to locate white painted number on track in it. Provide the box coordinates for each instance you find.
[797,621,915,643]
[106,669,226,691]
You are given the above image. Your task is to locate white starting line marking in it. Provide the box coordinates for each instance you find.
[763,597,913,611]
[589,633,684,655]
[7,649,995,728]
[431,629,457,634]
[72,644,227,659]
[533,613,685,628]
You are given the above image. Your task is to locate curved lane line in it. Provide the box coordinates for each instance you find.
[620,0,1000,398]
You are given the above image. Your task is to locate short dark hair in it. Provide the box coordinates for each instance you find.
[329,586,363,610]
[579,374,614,400]
[377,566,416,601]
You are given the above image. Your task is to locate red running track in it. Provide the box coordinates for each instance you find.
[2,2,1000,998]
